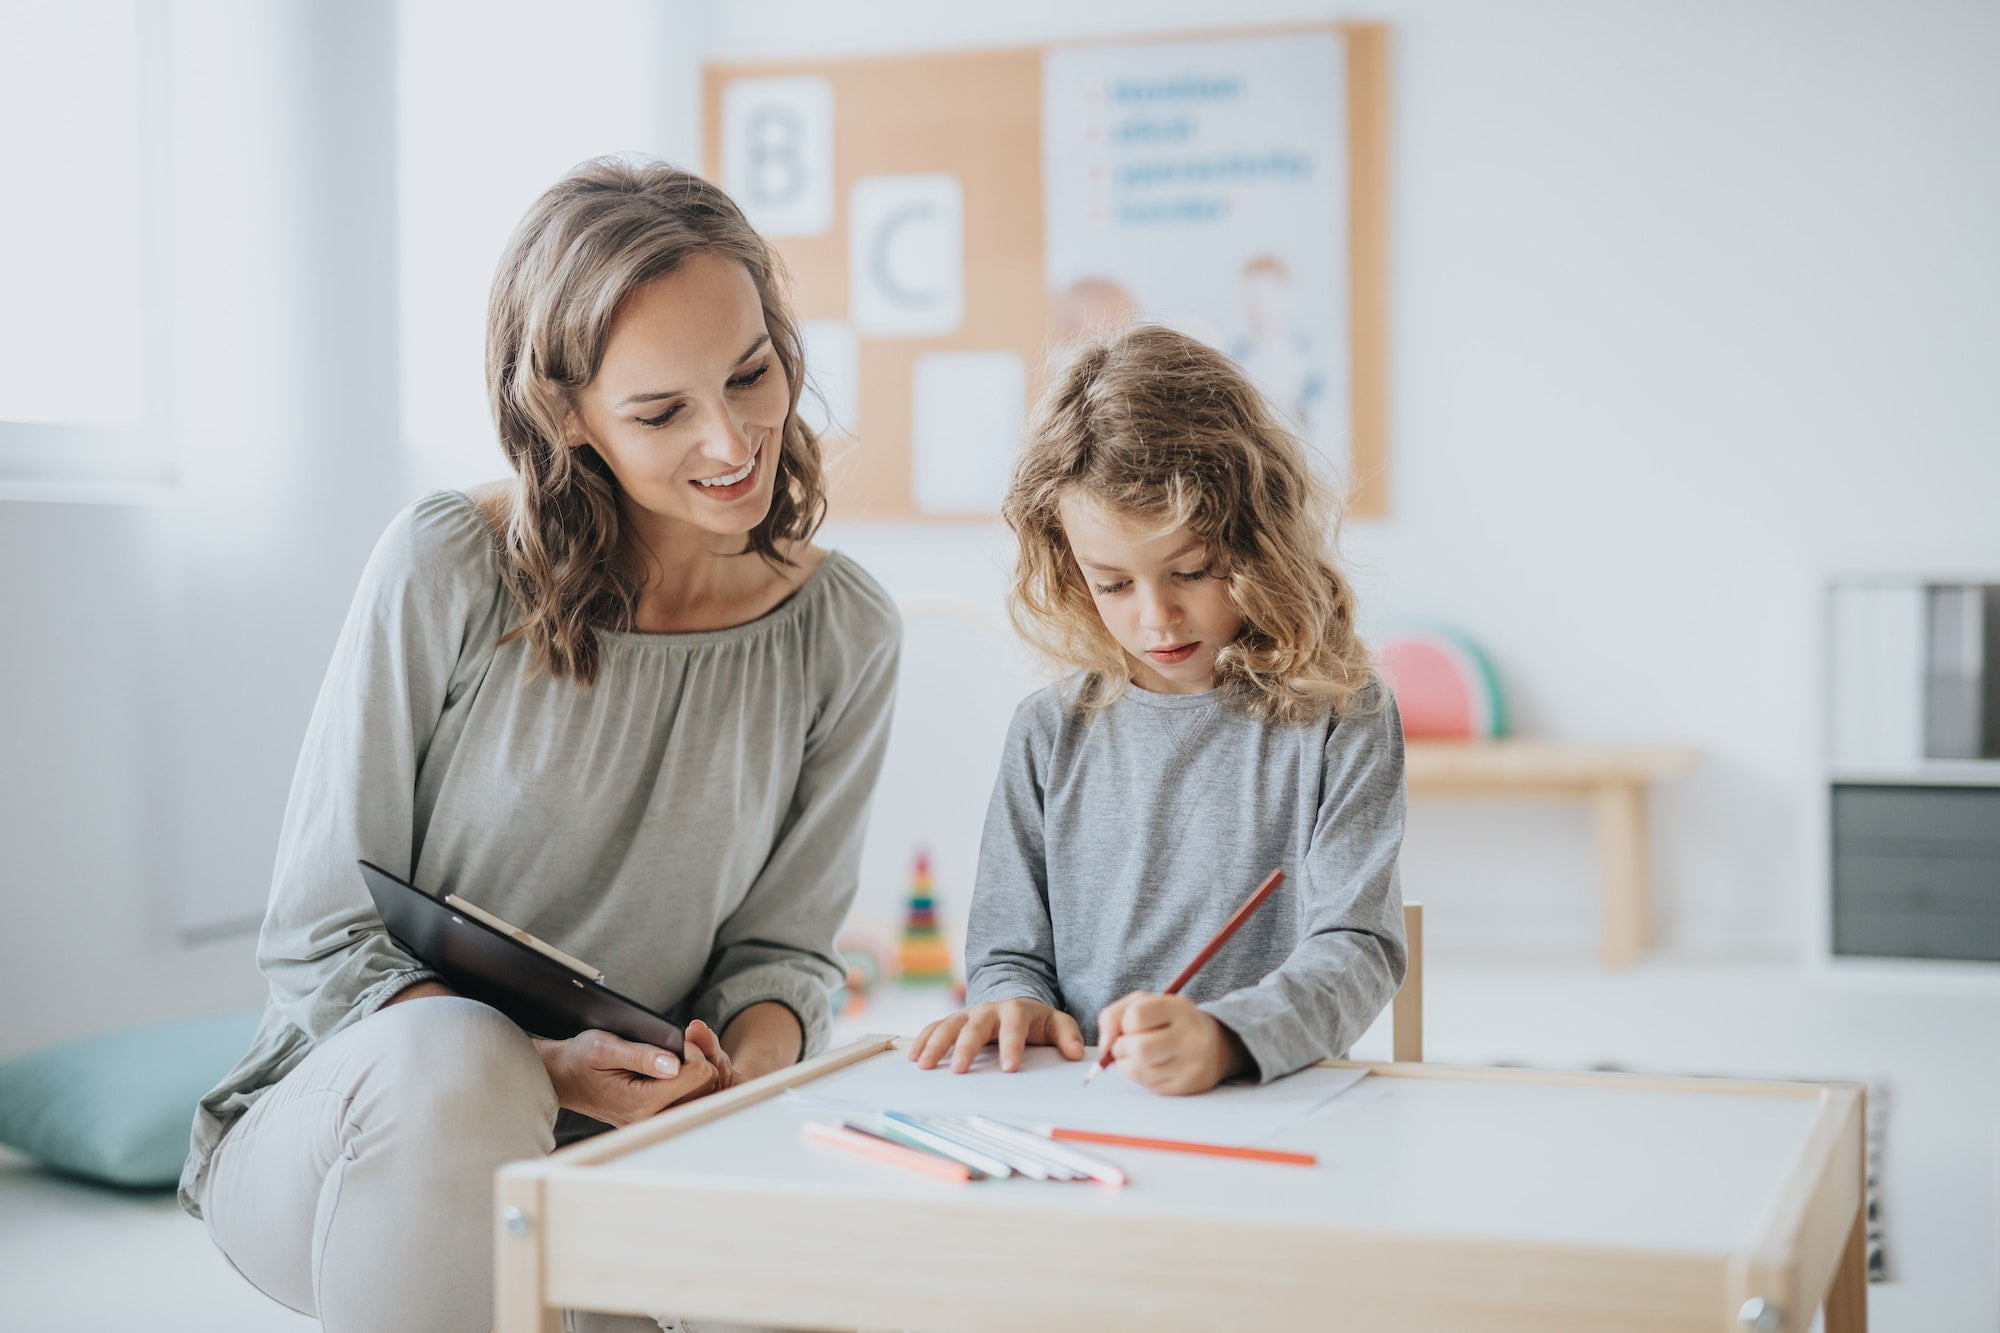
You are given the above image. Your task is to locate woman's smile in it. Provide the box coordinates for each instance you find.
[691,443,762,500]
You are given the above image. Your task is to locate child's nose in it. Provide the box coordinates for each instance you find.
[1138,586,1181,630]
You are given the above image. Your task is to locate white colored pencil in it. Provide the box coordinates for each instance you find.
[968,1116,1128,1187]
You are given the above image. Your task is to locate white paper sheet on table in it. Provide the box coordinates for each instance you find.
[789,1047,1368,1146]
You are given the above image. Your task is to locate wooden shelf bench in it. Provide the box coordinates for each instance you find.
[1404,740,1699,967]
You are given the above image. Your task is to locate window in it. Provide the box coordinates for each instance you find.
[0,0,171,496]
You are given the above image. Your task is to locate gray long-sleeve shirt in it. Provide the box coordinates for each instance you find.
[180,490,900,1214]
[964,677,1406,1083]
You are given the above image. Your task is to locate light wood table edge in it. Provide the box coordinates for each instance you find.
[1322,1058,1834,1100]
[1821,1086,1870,1331]
[501,1047,1863,1333]
[548,1034,898,1167]
[499,1037,896,1332]
[536,1172,1732,1332]
[1727,1083,1868,1333]
[495,1166,560,1333]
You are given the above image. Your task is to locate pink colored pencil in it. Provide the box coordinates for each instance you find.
[802,1120,972,1183]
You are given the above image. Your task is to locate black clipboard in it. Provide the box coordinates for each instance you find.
[358,860,685,1056]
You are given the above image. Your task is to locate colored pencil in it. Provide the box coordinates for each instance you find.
[968,1115,1128,1187]
[801,1121,973,1183]
[1037,1125,1317,1167]
[1085,866,1286,1085]
[918,1115,1075,1181]
[878,1111,1016,1178]
[836,1117,983,1176]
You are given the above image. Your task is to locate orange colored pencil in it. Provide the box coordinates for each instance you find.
[801,1120,973,1183]
[1045,1126,1316,1167]
[1085,866,1286,1084]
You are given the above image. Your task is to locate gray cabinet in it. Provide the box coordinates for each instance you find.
[1831,784,2000,961]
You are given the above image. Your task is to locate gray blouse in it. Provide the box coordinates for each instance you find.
[181,490,900,1214]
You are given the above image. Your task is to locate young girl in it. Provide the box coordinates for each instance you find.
[911,324,1406,1095]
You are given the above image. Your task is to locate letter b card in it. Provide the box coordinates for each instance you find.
[722,77,834,237]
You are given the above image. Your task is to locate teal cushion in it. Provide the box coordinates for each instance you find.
[0,1010,262,1189]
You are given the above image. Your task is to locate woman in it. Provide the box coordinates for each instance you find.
[180,158,900,1333]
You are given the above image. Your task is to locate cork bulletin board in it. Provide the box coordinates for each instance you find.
[703,22,1390,521]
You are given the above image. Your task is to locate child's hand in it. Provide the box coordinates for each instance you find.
[908,998,1087,1073]
[1096,992,1253,1095]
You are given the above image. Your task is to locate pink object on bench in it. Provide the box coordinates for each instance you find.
[1378,627,1506,740]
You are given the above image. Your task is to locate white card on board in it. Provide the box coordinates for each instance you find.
[797,319,859,439]
[910,349,1025,514]
[723,76,835,238]
[849,174,964,338]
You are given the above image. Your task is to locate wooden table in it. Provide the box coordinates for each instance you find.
[496,1037,1866,1333]
[1405,740,1699,968]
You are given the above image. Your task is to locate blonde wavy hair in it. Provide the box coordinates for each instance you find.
[485,156,827,683]
[1002,324,1375,724]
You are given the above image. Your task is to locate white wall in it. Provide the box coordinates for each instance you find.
[0,0,701,1058]
[735,0,2000,961]
[0,0,410,1059]
[399,0,703,493]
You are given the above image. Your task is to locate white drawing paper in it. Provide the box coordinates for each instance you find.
[792,1045,1369,1147]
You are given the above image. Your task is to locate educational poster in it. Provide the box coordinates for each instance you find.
[1042,34,1350,480]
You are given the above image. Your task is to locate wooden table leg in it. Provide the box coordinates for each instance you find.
[497,1170,562,1333]
[1823,1098,1870,1332]
[1593,781,1649,968]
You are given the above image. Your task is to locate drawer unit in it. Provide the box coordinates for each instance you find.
[1832,784,2000,847]
[1834,907,2000,960]
[1832,784,2000,961]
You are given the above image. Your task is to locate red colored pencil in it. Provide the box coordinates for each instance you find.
[1042,1126,1316,1167]
[1085,867,1286,1085]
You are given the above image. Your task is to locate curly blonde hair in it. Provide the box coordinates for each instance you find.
[485,156,827,683]
[1002,324,1375,723]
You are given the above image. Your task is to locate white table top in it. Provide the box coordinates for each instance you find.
[601,1052,1825,1254]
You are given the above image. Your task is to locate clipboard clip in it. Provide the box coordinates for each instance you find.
[443,893,609,985]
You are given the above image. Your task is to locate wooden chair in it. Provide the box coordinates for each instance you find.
[1391,902,1423,1063]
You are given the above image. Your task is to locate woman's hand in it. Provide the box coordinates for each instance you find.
[909,998,1086,1073]
[533,1019,732,1127]
[1095,992,1251,1096]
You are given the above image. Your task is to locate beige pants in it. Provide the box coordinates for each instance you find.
[201,995,765,1333]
